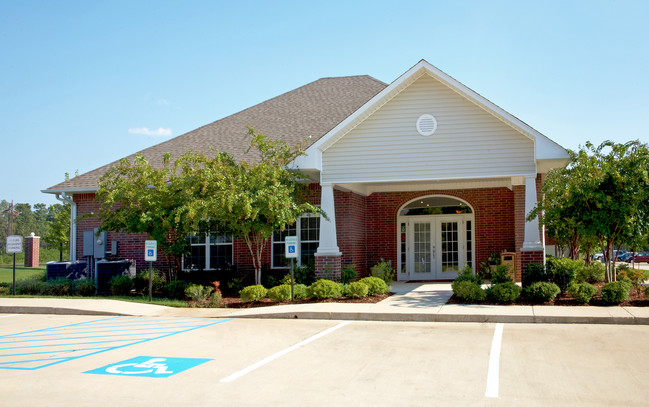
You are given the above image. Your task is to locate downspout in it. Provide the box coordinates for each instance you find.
[56,193,76,261]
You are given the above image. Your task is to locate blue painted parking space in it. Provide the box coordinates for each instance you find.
[0,317,232,370]
[85,356,213,378]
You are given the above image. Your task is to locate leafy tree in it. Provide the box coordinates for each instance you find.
[95,153,192,276]
[174,128,323,285]
[43,203,70,260]
[532,140,649,281]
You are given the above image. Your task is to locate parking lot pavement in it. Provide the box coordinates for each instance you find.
[1,314,648,406]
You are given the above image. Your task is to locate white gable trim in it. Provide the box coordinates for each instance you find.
[299,59,568,171]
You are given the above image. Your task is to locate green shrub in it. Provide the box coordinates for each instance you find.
[75,280,96,296]
[0,286,8,296]
[371,259,395,283]
[491,265,513,284]
[547,257,579,293]
[576,262,605,283]
[358,276,390,295]
[15,278,46,295]
[185,284,213,302]
[134,270,167,295]
[523,262,548,287]
[43,278,73,296]
[347,281,369,298]
[452,265,481,292]
[617,268,649,290]
[340,264,358,284]
[524,281,560,303]
[453,281,486,302]
[208,292,223,308]
[600,281,632,304]
[308,279,341,299]
[488,282,521,303]
[293,284,307,300]
[569,282,598,304]
[340,283,351,297]
[645,286,649,299]
[240,285,268,302]
[166,280,191,300]
[293,261,316,285]
[268,285,292,302]
[110,275,134,296]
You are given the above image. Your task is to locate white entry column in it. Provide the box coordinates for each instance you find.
[315,183,341,256]
[522,175,542,250]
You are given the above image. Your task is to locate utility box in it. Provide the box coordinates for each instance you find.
[95,259,135,294]
[500,252,516,278]
[46,261,88,281]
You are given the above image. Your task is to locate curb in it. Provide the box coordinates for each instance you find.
[0,306,127,317]
[3,306,649,325]
[230,310,649,325]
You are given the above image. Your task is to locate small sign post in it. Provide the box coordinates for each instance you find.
[285,236,298,301]
[6,236,22,295]
[144,240,157,302]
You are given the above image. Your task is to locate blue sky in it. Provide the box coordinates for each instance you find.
[1,0,647,206]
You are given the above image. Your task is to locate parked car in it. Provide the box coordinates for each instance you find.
[592,250,629,262]
[617,252,633,262]
[629,253,649,263]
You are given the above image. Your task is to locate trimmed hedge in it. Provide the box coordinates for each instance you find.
[358,277,389,295]
[308,279,341,299]
[347,281,369,298]
[453,281,486,302]
[525,281,560,303]
[268,285,292,302]
[568,282,597,304]
[600,281,631,304]
[240,285,268,302]
[488,282,521,303]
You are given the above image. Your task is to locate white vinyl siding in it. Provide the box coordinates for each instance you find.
[321,74,535,184]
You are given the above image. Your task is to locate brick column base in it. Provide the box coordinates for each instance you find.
[520,249,544,284]
[24,235,40,267]
[314,254,342,281]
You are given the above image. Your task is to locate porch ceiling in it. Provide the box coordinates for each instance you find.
[334,176,520,196]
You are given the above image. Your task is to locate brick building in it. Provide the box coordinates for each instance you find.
[44,60,568,282]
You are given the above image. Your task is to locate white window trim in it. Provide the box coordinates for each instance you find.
[182,233,234,271]
[271,214,320,269]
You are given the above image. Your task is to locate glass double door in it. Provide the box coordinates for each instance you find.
[407,216,465,280]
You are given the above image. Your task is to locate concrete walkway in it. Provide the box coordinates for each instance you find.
[1,282,649,325]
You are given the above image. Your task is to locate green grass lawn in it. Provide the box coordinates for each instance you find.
[0,265,45,283]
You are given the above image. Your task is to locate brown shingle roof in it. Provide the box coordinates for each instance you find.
[45,75,387,192]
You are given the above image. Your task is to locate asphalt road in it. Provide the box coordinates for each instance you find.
[0,314,648,406]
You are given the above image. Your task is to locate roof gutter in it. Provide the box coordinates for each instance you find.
[55,193,76,261]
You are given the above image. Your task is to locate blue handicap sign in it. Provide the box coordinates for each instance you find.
[147,249,154,257]
[288,246,295,253]
[84,356,212,378]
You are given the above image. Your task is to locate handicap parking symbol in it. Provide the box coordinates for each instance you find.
[84,356,212,378]
[288,246,295,253]
[147,249,154,257]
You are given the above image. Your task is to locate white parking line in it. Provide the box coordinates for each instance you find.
[220,321,351,383]
[0,315,19,318]
[485,323,504,398]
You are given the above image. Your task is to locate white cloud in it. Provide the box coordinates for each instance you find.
[157,98,170,106]
[128,127,172,137]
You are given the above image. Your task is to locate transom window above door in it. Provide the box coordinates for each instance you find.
[399,196,472,216]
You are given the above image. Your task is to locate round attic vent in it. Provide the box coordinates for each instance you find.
[416,114,438,136]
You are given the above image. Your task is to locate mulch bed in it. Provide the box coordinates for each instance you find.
[218,293,392,309]
[447,282,649,307]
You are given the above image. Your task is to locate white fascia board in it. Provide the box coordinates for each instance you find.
[313,61,429,154]
[42,188,98,195]
[292,148,321,172]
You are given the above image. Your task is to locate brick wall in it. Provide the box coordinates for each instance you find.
[364,188,517,278]
[74,182,533,282]
[73,193,174,273]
